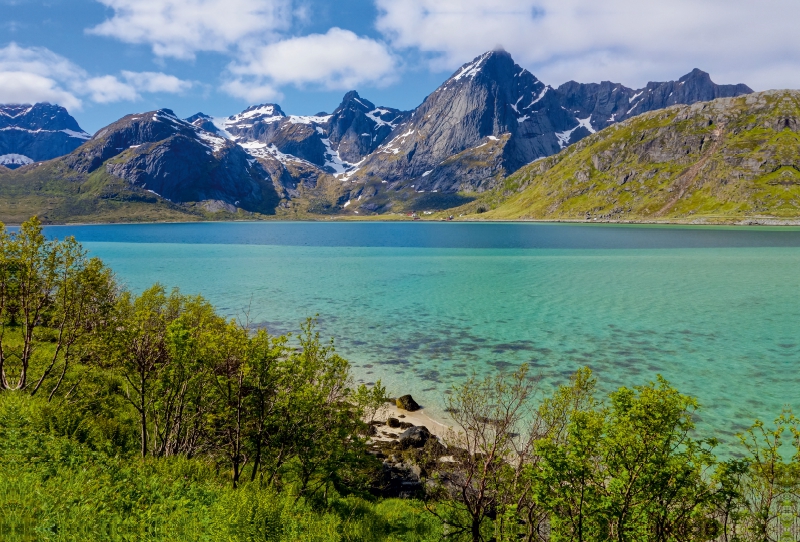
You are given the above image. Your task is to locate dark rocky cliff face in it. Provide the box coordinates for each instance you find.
[58,109,277,212]
[344,52,753,197]
[0,103,90,168]
[351,51,561,191]
[557,68,754,134]
[325,91,407,162]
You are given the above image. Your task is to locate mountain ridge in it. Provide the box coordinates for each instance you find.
[0,50,758,222]
[451,89,800,223]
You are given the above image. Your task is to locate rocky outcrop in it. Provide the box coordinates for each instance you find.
[192,93,407,176]
[557,68,754,134]
[0,103,90,168]
[398,426,431,448]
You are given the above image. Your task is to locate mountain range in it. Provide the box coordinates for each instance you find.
[0,49,756,223]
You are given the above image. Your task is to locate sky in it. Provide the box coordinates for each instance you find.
[2,0,799,133]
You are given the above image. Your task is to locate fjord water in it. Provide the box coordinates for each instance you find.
[45,222,800,443]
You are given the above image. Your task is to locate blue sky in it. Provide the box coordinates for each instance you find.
[3,0,799,132]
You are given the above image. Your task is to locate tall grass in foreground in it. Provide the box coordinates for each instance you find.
[0,392,440,542]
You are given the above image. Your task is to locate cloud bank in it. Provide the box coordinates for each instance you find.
[90,1,399,102]
[0,43,193,109]
[81,0,800,106]
[224,28,399,101]
[375,0,800,90]
[89,0,293,59]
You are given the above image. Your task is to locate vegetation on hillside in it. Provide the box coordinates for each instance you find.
[450,90,800,223]
[1,217,800,541]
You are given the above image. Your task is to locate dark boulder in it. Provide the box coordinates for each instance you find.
[386,417,401,428]
[396,394,420,411]
[371,462,423,498]
[398,425,431,448]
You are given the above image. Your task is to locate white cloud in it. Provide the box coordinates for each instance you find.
[0,43,85,109]
[85,75,138,103]
[0,71,83,110]
[0,43,193,109]
[89,0,293,59]
[224,28,398,100]
[220,79,282,103]
[121,71,193,94]
[375,0,800,90]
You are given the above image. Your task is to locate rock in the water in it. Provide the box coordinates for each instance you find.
[386,417,401,428]
[396,394,420,411]
[399,425,431,448]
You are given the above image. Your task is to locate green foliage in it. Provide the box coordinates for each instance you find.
[533,376,720,541]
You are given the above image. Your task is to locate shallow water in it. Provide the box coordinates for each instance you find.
[43,222,800,444]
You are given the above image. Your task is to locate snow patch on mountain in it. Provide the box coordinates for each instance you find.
[240,141,314,167]
[577,116,596,134]
[321,137,356,175]
[288,115,333,125]
[0,153,33,167]
[529,86,549,107]
[229,105,284,123]
[452,53,490,82]
[197,132,227,153]
[555,126,580,149]
[629,91,644,103]
[209,119,236,140]
[62,129,91,139]
[365,108,401,128]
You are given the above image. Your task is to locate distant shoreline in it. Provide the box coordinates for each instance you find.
[16,216,800,228]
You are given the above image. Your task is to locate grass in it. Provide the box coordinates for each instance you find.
[0,392,441,542]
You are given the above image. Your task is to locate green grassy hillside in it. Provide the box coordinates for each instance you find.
[454,90,800,223]
[0,162,258,224]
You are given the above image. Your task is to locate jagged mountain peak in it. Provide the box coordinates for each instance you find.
[47,106,276,213]
[0,102,90,168]
[186,112,211,123]
[67,107,234,177]
[0,102,86,134]
[446,49,528,86]
[225,104,287,127]
[679,68,713,84]
[333,91,377,115]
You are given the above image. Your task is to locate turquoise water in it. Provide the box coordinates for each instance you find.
[42,222,800,444]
